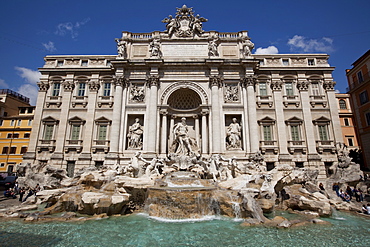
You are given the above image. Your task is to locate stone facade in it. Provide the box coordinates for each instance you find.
[23,6,342,179]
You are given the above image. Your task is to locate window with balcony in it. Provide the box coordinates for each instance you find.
[259,82,267,96]
[318,125,329,141]
[44,125,54,140]
[103,83,111,96]
[290,125,300,141]
[263,125,272,141]
[78,83,86,96]
[52,83,61,96]
[98,125,108,140]
[339,99,347,109]
[311,83,320,96]
[285,82,294,96]
[71,124,81,140]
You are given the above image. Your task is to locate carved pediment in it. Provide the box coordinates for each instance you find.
[68,116,86,124]
[42,116,59,124]
[258,116,275,124]
[313,116,331,124]
[95,116,112,124]
[285,116,303,124]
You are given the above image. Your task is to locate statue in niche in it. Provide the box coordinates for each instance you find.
[149,38,161,58]
[242,38,254,57]
[226,118,242,149]
[130,85,145,102]
[116,40,127,58]
[224,86,239,102]
[172,117,194,156]
[127,118,143,149]
[208,36,220,57]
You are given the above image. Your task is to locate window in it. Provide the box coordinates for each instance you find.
[318,125,328,141]
[285,82,294,96]
[282,59,289,66]
[24,133,30,138]
[98,125,107,140]
[2,147,8,154]
[259,82,267,96]
[20,108,26,114]
[13,133,19,138]
[0,163,4,168]
[339,99,347,109]
[28,119,32,126]
[0,119,3,126]
[346,136,354,147]
[44,125,54,140]
[57,61,64,67]
[295,162,304,168]
[366,112,370,126]
[344,118,350,126]
[71,125,81,140]
[7,133,12,138]
[259,60,264,66]
[103,83,111,96]
[9,147,16,154]
[10,120,15,126]
[290,125,300,141]
[78,83,86,96]
[311,83,320,96]
[28,107,34,114]
[360,90,369,105]
[17,120,21,126]
[263,125,272,141]
[81,60,88,66]
[357,71,364,83]
[20,146,27,154]
[52,83,61,96]
[308,59,315,66]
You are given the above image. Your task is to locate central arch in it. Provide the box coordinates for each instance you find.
[167,88,202,110]
[160,81,208,106]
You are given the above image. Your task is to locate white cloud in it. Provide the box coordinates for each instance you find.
[15,67,41,85]
[17,84,39,105]
[55,18,90,39]
[42,41,56,52]
[287,35,334,53]
[0,79,9,88]
[14,67,41,105]
[254,46,279,55]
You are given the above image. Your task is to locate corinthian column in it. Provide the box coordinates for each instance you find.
[160,110,168,155]
[109,76,127,155]
[145,75,159,154]
[243,75,259,153]
[210,75,223,153]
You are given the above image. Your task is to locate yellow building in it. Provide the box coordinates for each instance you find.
[0,89,34,176]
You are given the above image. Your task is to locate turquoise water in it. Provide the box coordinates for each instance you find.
[1,211,370,247]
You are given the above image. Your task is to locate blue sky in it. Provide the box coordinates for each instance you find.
[1,0,369,105]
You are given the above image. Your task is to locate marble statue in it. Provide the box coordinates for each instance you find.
[149,38,161,58]
[116,40,127,58]
[173,117,194,156]
[127,118,143,149]
[226,118,242,149]
[242,38,254,57]
[208,36,219,57]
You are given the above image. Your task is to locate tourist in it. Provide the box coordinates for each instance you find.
[346,186,353,200]
[362,205,369,214]
[367,204,370,214]
[319,183,325,190]
[18,187,26,202]
[333,183,340,197]
[13,181,19,194]
[23,188,35,202]
[3,188,16,199]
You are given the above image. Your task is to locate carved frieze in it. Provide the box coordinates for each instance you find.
[162,5,208,38]
[65,59,79,66]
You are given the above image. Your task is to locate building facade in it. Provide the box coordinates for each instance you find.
[0,89,34,176]
[23,6,343,179]
[336,93,359,150]
[346,50,370,169]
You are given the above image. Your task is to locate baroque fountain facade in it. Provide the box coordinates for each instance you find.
[12,6,365,222]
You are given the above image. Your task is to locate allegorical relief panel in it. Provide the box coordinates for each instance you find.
[224,84,240,102]
[129,84,145,103]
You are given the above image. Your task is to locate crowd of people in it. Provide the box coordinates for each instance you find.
[332,183,364,203]
[2,181,40,203]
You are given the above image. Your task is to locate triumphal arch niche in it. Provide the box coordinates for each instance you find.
[26,5,342,179]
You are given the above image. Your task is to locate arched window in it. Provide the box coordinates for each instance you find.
[339,99,347,109]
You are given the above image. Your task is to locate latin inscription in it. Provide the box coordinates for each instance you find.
[162,44,208,57]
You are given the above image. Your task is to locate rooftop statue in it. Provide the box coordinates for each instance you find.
[162,5,208,37]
